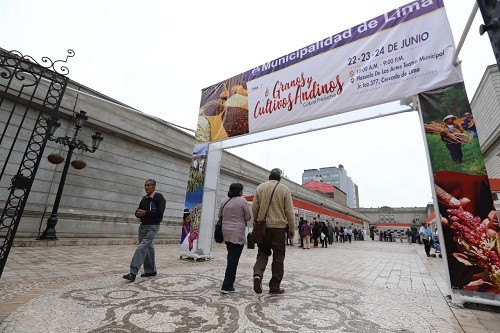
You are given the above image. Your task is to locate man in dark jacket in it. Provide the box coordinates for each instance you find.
[123,179,166,282]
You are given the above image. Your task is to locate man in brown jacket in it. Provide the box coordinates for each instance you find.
[252,168,295,294]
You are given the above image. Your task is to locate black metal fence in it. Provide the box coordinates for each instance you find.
[0,49,73,276]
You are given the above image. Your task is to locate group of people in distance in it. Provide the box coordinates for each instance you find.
[296,218,363,249]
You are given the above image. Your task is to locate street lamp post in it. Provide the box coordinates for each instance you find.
[38,111,103,240]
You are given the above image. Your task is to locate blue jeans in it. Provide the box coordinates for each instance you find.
[222,242,244,291]
[130,224,160,275]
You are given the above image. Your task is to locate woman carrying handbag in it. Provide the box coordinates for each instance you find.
[218,182,251,294]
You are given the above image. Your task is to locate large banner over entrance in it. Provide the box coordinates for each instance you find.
[195,0,463,143]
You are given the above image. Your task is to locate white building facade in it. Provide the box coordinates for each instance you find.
[302,165,358,208]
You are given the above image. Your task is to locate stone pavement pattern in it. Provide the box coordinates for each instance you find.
[0,240,499,332]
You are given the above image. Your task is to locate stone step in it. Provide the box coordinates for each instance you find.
[12,238,180,247]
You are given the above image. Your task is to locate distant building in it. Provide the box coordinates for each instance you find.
[302,165,358,208]
[356,206,428,239]
[302,180,347,206]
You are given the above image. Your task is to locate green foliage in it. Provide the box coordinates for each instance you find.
[440,85,471,115]
[425,134,486,175]
[187,168,204,192]
[420,83,471,123]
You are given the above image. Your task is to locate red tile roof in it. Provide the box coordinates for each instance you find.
[303,180,334,193]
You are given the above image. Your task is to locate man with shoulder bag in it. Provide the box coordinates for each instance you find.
[252,168,295,295]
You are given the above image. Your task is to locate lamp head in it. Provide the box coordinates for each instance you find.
[48,117,61,136]
[75,110,88,128]
[91,132,103,150]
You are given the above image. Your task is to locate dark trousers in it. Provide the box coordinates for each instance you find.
[222,242,244,291]
[254,227,286,290]
[445,142,463,163]
[423,238,431,255]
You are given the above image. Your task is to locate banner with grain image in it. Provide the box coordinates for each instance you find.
[180,143,208,257]
[419,82,499,301]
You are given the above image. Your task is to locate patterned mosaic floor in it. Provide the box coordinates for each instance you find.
[1,241,499,332]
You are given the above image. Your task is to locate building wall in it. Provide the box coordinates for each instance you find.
[1,78,368,240]
[302,165,358,208]
[356,206,427,238]
[471,64,500,209]
[354,183,360,208]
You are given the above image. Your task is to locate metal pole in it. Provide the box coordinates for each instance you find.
[452,2,479,66]
[38,143,75,240]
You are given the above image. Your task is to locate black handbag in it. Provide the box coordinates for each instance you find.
[214,216,224,243]
[214,198,232,243]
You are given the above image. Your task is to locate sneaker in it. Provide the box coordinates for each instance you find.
[253,275,262,294]
[140,272,157,277]
[122,273,136,282]
[220,288,235,294]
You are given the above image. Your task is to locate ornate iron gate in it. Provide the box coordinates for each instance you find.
[0,49,73,276]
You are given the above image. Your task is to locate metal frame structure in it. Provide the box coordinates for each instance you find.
[0,49,73,276]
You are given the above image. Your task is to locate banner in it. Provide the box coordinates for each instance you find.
[195,0,463,143]
[419,82,499,297]
[180,143,208,255]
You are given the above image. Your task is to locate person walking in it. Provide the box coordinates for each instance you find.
[300,220,311,249]
[312,220,320,248]
[285,224,294,246]
[346,226,353,243]
[219,182,251,294]
[123,179,166,282]
[252,168,295,295]
[419,222,433,257]
[298,217,305,248]
[405,228,412,245]
[320,222,329,248]
[327,222,334,245]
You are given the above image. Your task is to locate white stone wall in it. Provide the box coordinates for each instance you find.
[472,65,500,178]
[1,80,368,239]
[471,64,500,210]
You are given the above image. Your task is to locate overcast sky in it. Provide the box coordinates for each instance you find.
[0,0,496,208]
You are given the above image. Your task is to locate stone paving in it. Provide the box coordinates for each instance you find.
[0,240,499,332]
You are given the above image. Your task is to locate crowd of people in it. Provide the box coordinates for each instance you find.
[296,217,365,249]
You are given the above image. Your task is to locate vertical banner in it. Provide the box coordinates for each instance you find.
[419,82,500,300]
[180,143,208,256]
